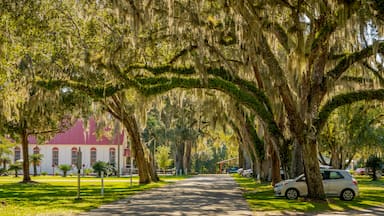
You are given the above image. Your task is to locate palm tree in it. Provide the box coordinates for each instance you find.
[30,154,43,176]
[92,161,108,177]
[9,162,22,177]
[58,164,72,177]
[0,155,11,170]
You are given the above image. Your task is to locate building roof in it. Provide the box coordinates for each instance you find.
[29,119,124,145]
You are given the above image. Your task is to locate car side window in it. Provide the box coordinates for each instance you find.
[322,171,330,180]
[329,171,344,179]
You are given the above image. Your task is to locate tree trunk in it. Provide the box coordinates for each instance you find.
[147,150,159,181]
[122,115,158,184]
[302,139,326,200]
[105,96,158,184]
[238,144,245,168]
[21,129,31,182]
[259,159,270,182]
[270,146,281,186]
[175,141,185,175]
[183,140,192,175]
[33,164,37,176]
[291,140,304,178]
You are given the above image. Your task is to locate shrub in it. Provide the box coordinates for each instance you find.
[84,168,93,176]
[0,168,8,176]
[92,161,108,177]
[41,171,48,176]
[58,164,72,177]
[8,163,22,177]
[366,155,383,181]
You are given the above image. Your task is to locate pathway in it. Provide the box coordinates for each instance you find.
[79,174,253,216]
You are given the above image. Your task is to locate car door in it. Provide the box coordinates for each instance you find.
[323,171,344,196]
[294,175,308,196]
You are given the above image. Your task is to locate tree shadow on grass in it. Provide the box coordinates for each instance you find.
[0,180,163,213]
[234,174,384,214]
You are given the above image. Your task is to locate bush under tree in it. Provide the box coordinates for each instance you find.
[365,155,383,181]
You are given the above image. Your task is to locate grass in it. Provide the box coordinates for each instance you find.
[0,175,188,216]
[234,174,384,214]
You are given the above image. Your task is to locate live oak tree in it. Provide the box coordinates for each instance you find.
[121,0,384,199]
[10,0,384,199]
[89,0,384,199]
[0,1,91,182]
[102,91,159,184]
[319,103,384,169]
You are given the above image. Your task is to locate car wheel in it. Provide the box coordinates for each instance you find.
[285,188,299,200]
[340,189,355,201]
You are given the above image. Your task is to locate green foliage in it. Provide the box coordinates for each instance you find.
[155,145,173,172]
[319,103,384,169]
[83,168,93,176]
[58,164,72,177]
[0,138,13,169]
[92,161,108,177]
[30,153,44,176]
[317,89,384,130]
[366,155,383,181]
[8,162,22,177]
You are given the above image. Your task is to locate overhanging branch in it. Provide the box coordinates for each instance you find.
[316,89,384,130]
[326,42,384,81]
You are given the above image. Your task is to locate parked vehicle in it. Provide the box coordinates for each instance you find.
[237,168,244,174]
[242,169,253,177]
[226,167,239,174]
[274,169,358,201]
[355,167,366,175]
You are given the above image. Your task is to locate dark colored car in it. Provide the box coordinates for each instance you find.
[226,167,239,174]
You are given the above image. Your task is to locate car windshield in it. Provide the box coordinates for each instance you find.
[295,174,305,182]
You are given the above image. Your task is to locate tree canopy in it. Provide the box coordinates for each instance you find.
[1,0,384,199]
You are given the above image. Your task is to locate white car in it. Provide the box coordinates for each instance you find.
[274,169,359,201]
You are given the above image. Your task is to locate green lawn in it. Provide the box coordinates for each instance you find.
[234,174,384,214]
[0,175,188,216]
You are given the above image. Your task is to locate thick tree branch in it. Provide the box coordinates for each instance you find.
[168,45,198,64]
[362,61,384,86]
[316,89,384,130]
[326,42,384,81]
[136,76,283,140]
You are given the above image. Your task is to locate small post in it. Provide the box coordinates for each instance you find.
[101,171,104,196]
[130,157,133,188]
[76,147,82,200]
[129,141,133,188]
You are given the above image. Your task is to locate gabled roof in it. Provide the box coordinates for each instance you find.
[29,119,124,145]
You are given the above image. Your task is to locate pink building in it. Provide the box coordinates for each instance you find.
[11,119,129,175]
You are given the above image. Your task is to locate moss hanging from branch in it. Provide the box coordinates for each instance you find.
[317,89,384,130]
[245,115,265,160]
[137,76,282,139]
[326,42,384,81]
[37,68,282,140]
